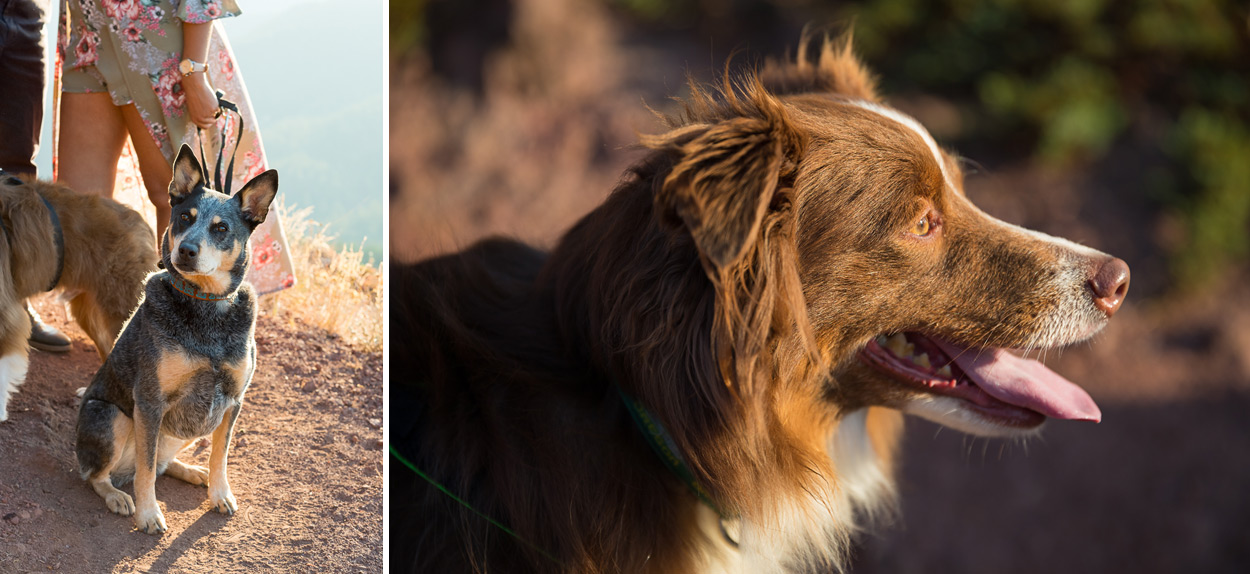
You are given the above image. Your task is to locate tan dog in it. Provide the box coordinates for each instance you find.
[0,173,158,421]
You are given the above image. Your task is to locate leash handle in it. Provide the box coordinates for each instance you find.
[195,90,245,195]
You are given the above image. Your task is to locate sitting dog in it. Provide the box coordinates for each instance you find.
[0,173,157,421]
[389,37,1130,573]
[75,144,278,534]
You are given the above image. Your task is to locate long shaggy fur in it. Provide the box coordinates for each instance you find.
[390,28,1127,569]
[391,35,908,574]
[0,176,157,420]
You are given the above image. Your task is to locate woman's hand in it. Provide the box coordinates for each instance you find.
[182,72,220,129]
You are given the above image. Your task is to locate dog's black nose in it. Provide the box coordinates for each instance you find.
[178,244,199,260]
[1089,257,1130,317]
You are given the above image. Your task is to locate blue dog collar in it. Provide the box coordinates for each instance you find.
[169,275,231,301]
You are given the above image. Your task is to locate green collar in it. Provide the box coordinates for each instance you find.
[617,389,730,518]
[169,275,231,301]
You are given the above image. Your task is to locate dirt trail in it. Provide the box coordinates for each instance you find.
[0,296,382,573]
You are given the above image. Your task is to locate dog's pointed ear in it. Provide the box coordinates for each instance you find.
[234,169,278,226]
[169,144,204,206]
[646,89,805,271]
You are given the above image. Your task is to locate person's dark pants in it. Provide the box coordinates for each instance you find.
[0,0,49,177]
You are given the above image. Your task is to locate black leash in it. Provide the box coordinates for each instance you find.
[197,90,244,195]
[38,194,64,292]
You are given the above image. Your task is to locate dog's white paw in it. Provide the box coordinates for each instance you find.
[134,506,167,535]
[105,490,136,516]
[210,488,237,516]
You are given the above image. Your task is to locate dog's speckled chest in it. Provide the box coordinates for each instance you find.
[145,274,258,439]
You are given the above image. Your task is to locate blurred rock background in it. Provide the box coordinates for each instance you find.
[390,1,1250,571]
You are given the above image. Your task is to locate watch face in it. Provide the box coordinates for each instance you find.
[179,59,202,75]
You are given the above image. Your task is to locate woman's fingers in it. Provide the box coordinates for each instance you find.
[194,112,218,129]
[182,73,220,128]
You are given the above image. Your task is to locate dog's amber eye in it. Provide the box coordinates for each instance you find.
[911,215,932,237]
[180,213,191,222]
[213,223,228,233]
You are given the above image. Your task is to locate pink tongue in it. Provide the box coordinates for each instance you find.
[933,340,1101,422]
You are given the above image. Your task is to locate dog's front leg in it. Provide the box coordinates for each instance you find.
[208,402,242,515]
[0,307,31,422]
[131,400,167,534]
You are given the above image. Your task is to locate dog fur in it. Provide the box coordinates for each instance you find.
[75,144,278,534]
[0,174,157,421]
[390,37,1128,573]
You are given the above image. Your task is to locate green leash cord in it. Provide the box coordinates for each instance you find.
[388,444,565,567]
[617,390,730,519]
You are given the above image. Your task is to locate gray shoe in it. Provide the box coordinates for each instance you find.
[27,303,70,353]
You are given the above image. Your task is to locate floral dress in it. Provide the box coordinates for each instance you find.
[55,0,296,294]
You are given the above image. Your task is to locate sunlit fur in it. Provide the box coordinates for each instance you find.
[0,176,157,421]
[76,145,276,534]
[390,33,1119,572]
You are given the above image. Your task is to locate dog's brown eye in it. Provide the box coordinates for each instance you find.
[911,215,932,236]
[180,213,190,222]
[214,223,228,233]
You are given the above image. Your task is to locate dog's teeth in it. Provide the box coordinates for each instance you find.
[938,364,952,378]
[914,353,931,369]
[903,343,915,357]
[886,333,908,355]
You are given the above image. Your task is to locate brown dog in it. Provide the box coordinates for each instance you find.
[390,36,1128,573]
[0,174,157,421]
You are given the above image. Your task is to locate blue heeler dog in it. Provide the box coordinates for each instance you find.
[75,144,278,534]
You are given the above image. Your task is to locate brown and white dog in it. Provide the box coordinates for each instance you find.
[0,174,157,422]
[389,37,1129,573]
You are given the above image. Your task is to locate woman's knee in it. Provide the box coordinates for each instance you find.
[144,179,171,205]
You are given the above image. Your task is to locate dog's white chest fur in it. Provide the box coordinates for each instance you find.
[693,409,895,573]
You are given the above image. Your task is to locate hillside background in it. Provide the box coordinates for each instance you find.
[35,0,384,261]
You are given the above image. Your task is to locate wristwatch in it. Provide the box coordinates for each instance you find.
[179,58,207,77]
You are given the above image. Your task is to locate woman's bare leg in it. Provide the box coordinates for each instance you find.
[120,104,173,245]
[56,92,127,197]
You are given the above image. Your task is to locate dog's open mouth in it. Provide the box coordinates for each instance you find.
[858,332,1101,428]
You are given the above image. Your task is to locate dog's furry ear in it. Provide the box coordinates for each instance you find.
[645,87,805,271]
[761,32,879,102]
[169,144,205,206]
[234,169,278,226]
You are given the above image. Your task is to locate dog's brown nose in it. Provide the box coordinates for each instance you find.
[1089,257,1130,317]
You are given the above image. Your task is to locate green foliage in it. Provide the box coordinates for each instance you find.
[844,0,1250,288]
[1172,108,1250,289]
[391,0,427,58]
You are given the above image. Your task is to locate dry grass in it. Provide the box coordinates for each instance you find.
[264,199,383,351]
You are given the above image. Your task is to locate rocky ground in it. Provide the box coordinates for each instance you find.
[0,297,382,573]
